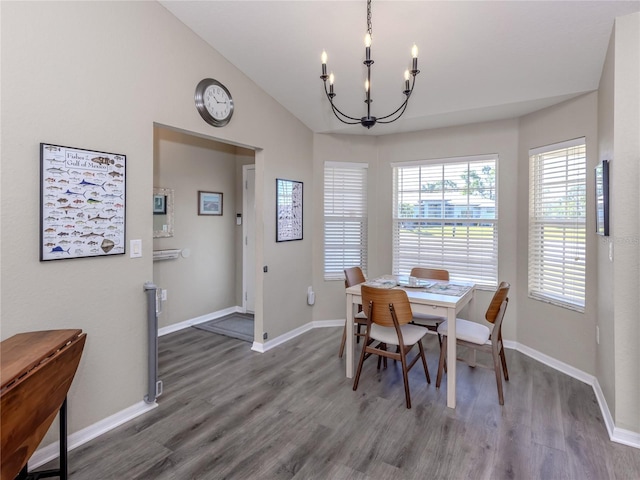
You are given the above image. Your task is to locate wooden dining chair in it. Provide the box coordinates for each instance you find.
[436,281,511,405]
[338,266,368,358]
[409,267,450,346]
[353,285,431,409]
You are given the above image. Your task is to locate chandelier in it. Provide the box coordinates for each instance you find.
[320,0,419,129]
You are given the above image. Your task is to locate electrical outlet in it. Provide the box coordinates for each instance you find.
[161,289,167,301]
[596,325,600,345]
[263,332,268,340]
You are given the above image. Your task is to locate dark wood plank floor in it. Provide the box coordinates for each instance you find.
[44,327,640,479]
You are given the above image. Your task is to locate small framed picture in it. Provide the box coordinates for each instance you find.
[595,160,610,236]
[153,194,166,215]
[198,191,223,216]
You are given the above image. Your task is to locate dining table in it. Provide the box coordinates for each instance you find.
[345,275,475,409]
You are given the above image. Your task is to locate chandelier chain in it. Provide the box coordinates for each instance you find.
[367,0,372,36]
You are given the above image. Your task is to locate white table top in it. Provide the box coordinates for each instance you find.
[346,276,475,308]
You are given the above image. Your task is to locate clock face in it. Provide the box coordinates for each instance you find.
[204,84,231,121]
[195,78,234,127]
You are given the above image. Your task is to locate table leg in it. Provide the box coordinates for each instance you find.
[465,293,477,366]
[446,306,457,408]
[345,292,355,378]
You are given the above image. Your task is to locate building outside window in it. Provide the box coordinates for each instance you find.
[392,155,498,287]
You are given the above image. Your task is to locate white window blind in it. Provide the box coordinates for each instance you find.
[392,155,498,287]
[528,139,586,312]
[324,162,368,280]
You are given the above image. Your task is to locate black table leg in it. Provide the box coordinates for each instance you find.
[17,398,68,480]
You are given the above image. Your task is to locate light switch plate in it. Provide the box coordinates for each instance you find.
[130,239,142,258]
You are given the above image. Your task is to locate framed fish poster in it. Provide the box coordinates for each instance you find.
[40,143,126,261]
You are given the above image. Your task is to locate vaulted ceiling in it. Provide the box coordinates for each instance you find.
[160,1,640,135]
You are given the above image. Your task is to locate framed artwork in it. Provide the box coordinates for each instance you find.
[40,143,126,261]
[198,191,223,216]
[276,178,303,242]
[153,194,166,214]
[595,159,610,236]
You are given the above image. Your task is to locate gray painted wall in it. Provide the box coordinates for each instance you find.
[1,0,313,448]
[1,1,637,452]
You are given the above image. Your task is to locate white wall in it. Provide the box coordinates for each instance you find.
[1,0,313,447]
[2,0,638,452]
[312,134,379,321]
[608,12,640,432]
[517,93,599,375]
[312,119,520,338]
[597,22,617,420]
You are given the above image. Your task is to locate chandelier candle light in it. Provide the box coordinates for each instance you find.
[320,0,419,129]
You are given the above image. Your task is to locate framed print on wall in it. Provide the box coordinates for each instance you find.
[153,194,166,214]
[40,143,126,261]
[595,159,610,236]
[198,191,223,216]
[276,178,303,242]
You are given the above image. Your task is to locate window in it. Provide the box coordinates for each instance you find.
[528,138,586,312]
[392,155,498,287]
[324,162,368,280]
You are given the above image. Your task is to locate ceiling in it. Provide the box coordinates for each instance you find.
[160,1,640,136]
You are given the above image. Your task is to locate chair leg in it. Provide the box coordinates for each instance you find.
[400,347,412,409]
[499,346,509,381]
[338,320,347,358]
[352,337,369,391]
[356,323,362,344]
[377,343,387,369]
[492,350,505,405]
[436,336,447,388]
[437,333,447,373]
[417,340,430,384]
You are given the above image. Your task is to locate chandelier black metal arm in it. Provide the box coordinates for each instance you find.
[320,79,362,125]
[376,74,417,123]
[319,0,420,129]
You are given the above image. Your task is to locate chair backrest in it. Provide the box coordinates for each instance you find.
[344,266,366,288]
[484,282,510,344]
[485,281,510,325]
[361,285,413,327]
[410,267,449,281]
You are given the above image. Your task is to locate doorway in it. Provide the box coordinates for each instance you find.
[152,125,257,337]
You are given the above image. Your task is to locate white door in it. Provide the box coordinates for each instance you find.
[243,165,256,313]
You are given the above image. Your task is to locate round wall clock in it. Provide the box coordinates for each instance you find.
[194,78,234,127]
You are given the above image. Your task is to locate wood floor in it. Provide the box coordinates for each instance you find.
[43,326,640,479]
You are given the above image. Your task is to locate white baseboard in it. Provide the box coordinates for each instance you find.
[158,306,241,336]
[251,319,343,353]
[30,401,157,470]
[34,318,638,468]
[507,340,640,450]
[508,340,595,385]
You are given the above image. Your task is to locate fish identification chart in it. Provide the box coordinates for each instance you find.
[40,143,126,261]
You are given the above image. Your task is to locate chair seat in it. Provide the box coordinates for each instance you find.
[437,318,490,345]
[355,311,367,320]
[411,312,445,328]
[370,323,427,346]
